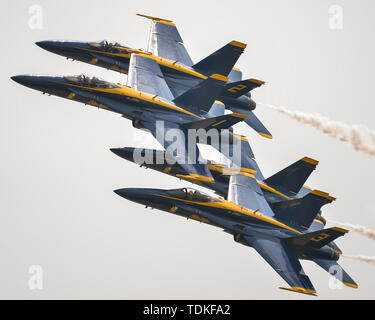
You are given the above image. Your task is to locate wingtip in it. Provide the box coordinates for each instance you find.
[279,286,317,296]
[302,157,319,166]
[248,78,266,86]
[230,40,247,49]
[136,13,175,26]
[343,282,358,289]
[311,190,336,201]
[258,132,273,139]
[331,227,349,234]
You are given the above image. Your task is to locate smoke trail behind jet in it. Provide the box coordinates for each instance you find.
[344,254,375,265]
[261,103,375,157]
[328,220,375,240]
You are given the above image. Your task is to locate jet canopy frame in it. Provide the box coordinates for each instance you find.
[64,74,118,89]
[167,188,216,202]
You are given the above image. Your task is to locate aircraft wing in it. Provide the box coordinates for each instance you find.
[141,121,214,184]
[137,13,194,67]
[228,173,274,218]
[127,53,174,101]
[244,236,317,295]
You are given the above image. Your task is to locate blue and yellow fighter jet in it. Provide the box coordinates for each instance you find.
[114,171,358,295]
[111,147,345,255]
[109,149,341,247]
[110,148,315,199]
[12,42,258,184]
[35,13,271,138]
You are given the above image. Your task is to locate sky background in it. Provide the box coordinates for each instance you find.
[1,0,375,299]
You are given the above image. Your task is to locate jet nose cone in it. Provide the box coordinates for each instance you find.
[114,188,140,200]
[36,40,76,55]
[110,147,135,160]
[11,74,63,93]
[35,40,58,51]
[11,75,35,86]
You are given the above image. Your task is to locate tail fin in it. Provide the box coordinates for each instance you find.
[180,112,247,131]
[173,74,228,112]
[313,258,358,289]
[264,157,319,194]
[207,101,225,117]
[192,41,246,76]
[137,13,194,67]
[222,78,265,99]
[275,190,336,229]
[228,68,242,82]
[284,227,347,249]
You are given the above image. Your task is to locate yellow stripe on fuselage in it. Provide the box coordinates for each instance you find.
[77,46,208,80]
[64,82,202,119]
[156,194,301,234]
[257,182,292,200]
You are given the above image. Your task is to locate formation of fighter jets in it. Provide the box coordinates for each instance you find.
[12,13,358,295]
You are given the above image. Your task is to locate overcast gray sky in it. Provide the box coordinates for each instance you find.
[1,0,375,299]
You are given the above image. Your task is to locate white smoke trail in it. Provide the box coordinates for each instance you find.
[261,103,375,157]
[328,220,375,240]
[343,254,375,265]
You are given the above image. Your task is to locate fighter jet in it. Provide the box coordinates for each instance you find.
[111,147,315,198]
[12,43,257,183]
[114,172,358,295]
[35,13,271,138]
[110,148,335,237]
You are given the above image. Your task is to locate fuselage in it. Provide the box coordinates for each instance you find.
[11,74,205,126]
[35,40,255,110]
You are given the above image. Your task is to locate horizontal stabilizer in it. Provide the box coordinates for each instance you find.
[173,74,229,112]
[264,157,319,194]
[228,105,272,139]
[222,78,265,99]
[284,227,348,249]
[313,258,358,288]
[193,41,246,76]
[180,112,247,131]
[275,190,336,229]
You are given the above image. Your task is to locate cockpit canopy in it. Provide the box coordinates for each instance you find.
[64,74,118,89]
[88,40,130,53]
[167,188,216,202]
